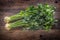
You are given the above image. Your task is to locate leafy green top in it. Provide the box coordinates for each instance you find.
[17,4,56,30]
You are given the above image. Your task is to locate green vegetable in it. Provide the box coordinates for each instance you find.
[5,20,29,30]
[5,4,57,30]
[4,11,25,23]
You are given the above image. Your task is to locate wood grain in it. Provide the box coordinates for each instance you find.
[0,0,60,40]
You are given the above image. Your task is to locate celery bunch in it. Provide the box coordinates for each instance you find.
[4,4,56,30]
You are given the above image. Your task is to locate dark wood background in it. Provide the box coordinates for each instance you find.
[0,0,60,40]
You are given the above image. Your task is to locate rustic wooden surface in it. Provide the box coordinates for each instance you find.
[0,29,60,40]
[0,0,60,40]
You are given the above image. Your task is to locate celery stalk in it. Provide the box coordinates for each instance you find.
[5,20,29,30]
[4,11,25,23]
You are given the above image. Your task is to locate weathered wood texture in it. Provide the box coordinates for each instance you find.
[0,0,60,40]
[0,30,60,40]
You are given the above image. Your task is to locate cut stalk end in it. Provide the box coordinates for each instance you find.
[5,23,10,30]
[4,16,10,23]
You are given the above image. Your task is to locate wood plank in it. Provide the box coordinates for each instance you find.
[54,12,60,19]
[0,30,60,40]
